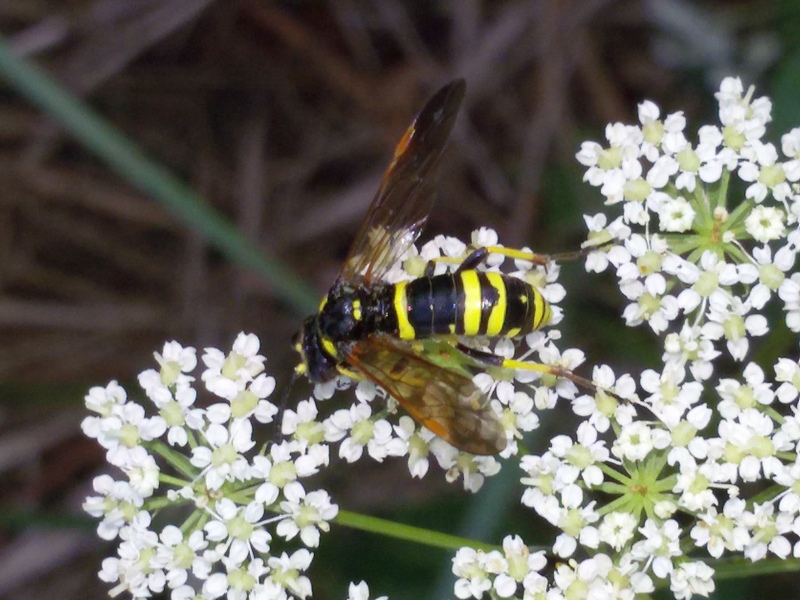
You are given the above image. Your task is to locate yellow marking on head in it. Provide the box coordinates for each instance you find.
[485,272,507,337]
[460,271,482,335]
[295,363,307,375]
[393,281,416,339]
[321,338,338,358]
[352,299,362,321]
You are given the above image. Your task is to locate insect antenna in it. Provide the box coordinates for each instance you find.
[274,369,302,444]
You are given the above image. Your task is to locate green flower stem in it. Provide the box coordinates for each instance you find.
[724,243,752,264]
[593,482,629,495]
[598,462,635,486]
[661,234,701,256]
[765,406,785,426]
[748,483,785,507]
[725,197,755,232]
[652,473,677,492]
[180,507,206,535]
[691,186,713,229]
[225,487,258,506]
[148,440,198,479]
[685,245,704,264]
[0,38,318,314]
[642,448,669,476]
[715,168,731,211]
[678,534,697,557]
[334,509,503,553]
[159,473,192,488]
[186,428,200,451]
[712,556,800,579]
[594,492,638,517]
[144,494,179,511]
[229,482,263,499]
[184,508,212,536]
[777,451,800,461]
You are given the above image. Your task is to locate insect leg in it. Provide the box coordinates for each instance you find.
[480,246,549,265]
[456,343,598,389]
[436,246,552,273]
[481,245,616,264]
[455,342,505,366]
[276,369,302,443]
[454,247,490,273]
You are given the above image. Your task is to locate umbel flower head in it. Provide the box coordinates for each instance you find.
[83,335,330,599]
[83,78,800,600]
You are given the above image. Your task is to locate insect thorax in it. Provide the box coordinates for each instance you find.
[317,283,396,341]
[296,283,396,383]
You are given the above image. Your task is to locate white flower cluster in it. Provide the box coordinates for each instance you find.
[453,534,659,599]
[82,335,336,600]
[449,78,800,599]
[578,77,800,358]
[83,78,800,600]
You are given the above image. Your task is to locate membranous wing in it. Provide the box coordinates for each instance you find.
[346,335,507,455]
[337,79,466,285]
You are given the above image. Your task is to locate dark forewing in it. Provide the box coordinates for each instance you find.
[337,79,466,285]
[346,335,507,455]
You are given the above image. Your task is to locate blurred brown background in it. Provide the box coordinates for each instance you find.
[0,0,797,598]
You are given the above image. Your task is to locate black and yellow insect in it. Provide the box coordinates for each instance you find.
[293,80,553,455]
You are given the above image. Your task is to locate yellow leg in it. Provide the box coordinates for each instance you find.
[480,246,603,265]
[430,246,547,272]
[500,358,554,375]
[431,245,595,271]
[455,342,598,392]
[482,246,548,264]
[336,365,364,380]
[497,358,599,391]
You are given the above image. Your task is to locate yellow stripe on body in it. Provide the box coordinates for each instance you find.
[484,272,507,336]
[541,297,553,328]
[460,270,482,335]
[532,288,548,329]
[393,281,416,340]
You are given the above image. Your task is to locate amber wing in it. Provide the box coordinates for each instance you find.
[346,335,507,455]
[336,79,466,285]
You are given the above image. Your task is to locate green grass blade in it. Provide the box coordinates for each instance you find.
[0,38,318,314]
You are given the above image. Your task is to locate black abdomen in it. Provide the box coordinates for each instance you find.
[390,271,551,340]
